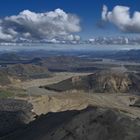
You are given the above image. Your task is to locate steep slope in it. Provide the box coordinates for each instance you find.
[131,98,140,107]
[42,70,140,93]
[0,99,33,137]
[2,107,140,140]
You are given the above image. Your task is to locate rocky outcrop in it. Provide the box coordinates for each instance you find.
[2,107,140,140]
[0,99,34,137]
[131,98,140,107]
[42,70,140,93]
[30,94,89,116]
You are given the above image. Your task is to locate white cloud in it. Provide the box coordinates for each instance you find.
[74,35,81,41]
[0,9,81,42]
[102,5,140,33]
[102,5,108,21]
[0,27,13,41]
[66,34,80,41]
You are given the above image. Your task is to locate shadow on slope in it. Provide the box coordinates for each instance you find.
[0,99,33,137]
[1,107,140,140]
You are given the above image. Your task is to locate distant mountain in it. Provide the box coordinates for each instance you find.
[112,50,140,61]
[6,64,51,79]
[0,64,51,86]
[30,57,42,65]
[41,56,102,72]
[42,70,140,93]
[0,53,21,61]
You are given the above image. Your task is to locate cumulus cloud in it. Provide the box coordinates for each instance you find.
[102,5,140,33]
[0,27,13,41]
[65,34,80,41]
[0,9,81,42]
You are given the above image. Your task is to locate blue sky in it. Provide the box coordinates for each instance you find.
[0,0,140,41]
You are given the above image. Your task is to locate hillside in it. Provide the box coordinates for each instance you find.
[0,99,33,137]
[6,64,51,79]
[0,53,21,61]
[0,64,51,86]
[131,98,140,107]
[42,70,140,93]
[0,71,11,86]
[2,107,140,140]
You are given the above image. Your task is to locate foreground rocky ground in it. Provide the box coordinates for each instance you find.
[0,72,140,140]
[1,107,140,140]
[0,99,34,137]
[0,91,140,139]
[25,92,140,118]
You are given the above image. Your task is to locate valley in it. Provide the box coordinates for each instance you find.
[1,1,140,139]
[0,50,140,140]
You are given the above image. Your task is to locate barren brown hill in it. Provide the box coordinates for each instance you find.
[6,64,51,79]
[0,71,11,86]
[42,70,140,93]
[0,64,52,86]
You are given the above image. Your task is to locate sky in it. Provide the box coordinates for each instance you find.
[0,0,140,42]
